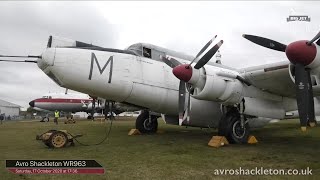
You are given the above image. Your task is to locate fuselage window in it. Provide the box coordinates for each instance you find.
[143,47,152,58]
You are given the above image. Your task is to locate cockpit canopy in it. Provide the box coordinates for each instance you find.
[125,43,193,62]
[126,43,143,56]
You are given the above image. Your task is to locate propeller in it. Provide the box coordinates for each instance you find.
[161,36,224,125]
[0,59,37,63]
[178,81,187,125]
[243,33,320,130]
[242,34,287,52]
[0,55,41,58]
[0,55,40,63]
[188,35,217,66]
[161,56,181,68]
[161,55,187,125]
[193,40,224,69]
[307,30,320,45]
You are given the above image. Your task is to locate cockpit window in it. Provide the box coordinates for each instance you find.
[143,47,152,58]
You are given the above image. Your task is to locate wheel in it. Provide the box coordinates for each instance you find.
[218,111,250,144]
[135,111,158,134]
[48,131,68,148]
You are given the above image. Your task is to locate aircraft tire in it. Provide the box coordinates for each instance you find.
[218,110,250,144]
[135,110,158,134]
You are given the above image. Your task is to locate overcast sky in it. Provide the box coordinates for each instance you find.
[0,1,319,108]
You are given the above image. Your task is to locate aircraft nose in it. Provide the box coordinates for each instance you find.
[37,48,55,70]
[29,100,35,107]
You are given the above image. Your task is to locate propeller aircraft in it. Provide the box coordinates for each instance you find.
[1,32,320,144]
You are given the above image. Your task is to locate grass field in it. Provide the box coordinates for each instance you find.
[0,117,319,180]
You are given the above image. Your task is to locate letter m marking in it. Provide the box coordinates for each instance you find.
[88,52,113,83]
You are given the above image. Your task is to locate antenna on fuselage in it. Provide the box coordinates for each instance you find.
[65,88,68,95]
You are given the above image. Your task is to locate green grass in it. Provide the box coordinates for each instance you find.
[0,118,319,180]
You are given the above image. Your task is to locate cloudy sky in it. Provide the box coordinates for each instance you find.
[0,1,319,108]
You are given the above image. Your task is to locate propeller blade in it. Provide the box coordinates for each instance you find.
[161,56,181,68]
[194,40,223,69]
[178,81,186,125]
[294,63,309,131]
[242,34,287,52]
[185,86,191,123]
[0,59,37,63]
[0,55,41,58]
[307,30,320,45]
[189,35,217,66]
[306,69,316,127]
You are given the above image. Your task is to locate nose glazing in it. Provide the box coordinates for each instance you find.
[29,100,35,107]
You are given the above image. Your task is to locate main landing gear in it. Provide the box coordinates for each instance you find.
[135,110,159,134]
[218,107,250,144]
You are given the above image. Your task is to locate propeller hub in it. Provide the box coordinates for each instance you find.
[285,40,317,66]
[172,64,192,82]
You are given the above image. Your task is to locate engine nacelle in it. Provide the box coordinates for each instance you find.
[191,66,244,105]
[247,117,274,128]
[162,97,275,129]
[162,97,222,128]
[307,44,320,69]
[243,97,285,119]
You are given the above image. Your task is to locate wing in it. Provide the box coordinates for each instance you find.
[241,61,297,97]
